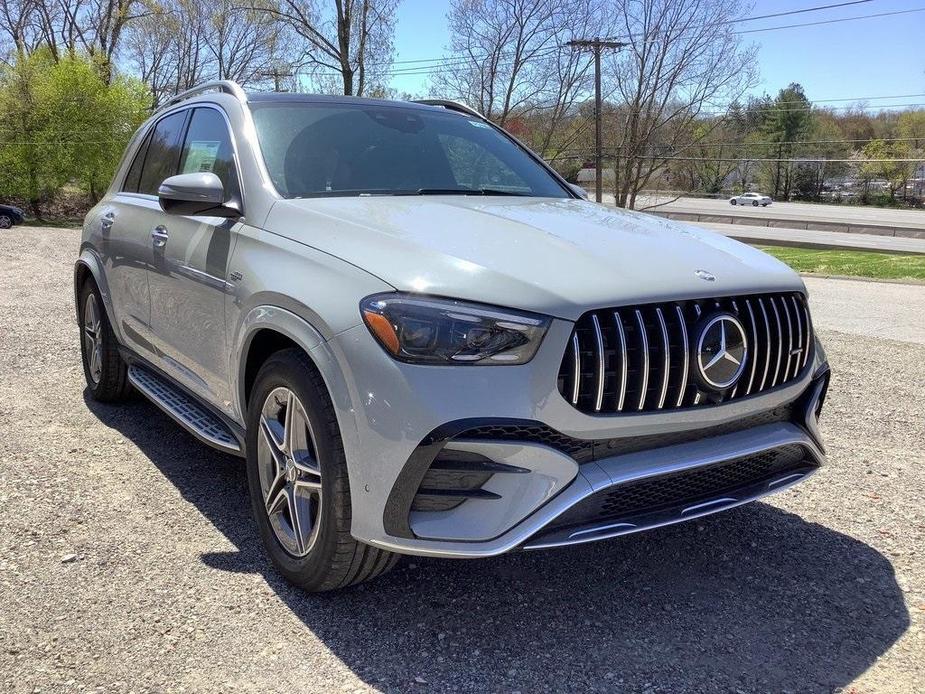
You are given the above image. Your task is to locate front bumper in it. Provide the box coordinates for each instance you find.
[317,319,829,558]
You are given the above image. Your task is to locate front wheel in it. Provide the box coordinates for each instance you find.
[0,215,12,229]
[730,199,737,205]
[245,349,397,591]
[752,200,759,206]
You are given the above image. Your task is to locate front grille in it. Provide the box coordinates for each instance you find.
[547,444,810,531]
[457,404,793,464]
[558,292,812,415]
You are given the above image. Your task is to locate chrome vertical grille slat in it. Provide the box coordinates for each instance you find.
[743,299,759,395]
[613,311,628,412]
[558,291,813,415]
[674,305,689,408]
[781,297,794,381]
[570,333,581,405]
[769,297,783,388]
[634,309,649,411]
[790,295,803,380]
[757,297,772,391]
[591,314,605,412]
[655,308,670,409]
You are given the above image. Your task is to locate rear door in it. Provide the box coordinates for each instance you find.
[101,110,188,361]
[146,106,243,408]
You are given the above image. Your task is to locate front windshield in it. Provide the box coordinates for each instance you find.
[249,101,570,199]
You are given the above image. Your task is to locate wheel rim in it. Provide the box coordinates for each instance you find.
[83,294,103,384]
[257,387,323,558]
[0,215,11,228]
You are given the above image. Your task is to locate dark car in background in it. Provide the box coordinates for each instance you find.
[0,204,25,229]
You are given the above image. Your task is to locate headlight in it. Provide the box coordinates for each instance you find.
[360,293,551,365]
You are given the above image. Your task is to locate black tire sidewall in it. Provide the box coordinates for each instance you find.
[78,281,109,395]
[245,351,349,588]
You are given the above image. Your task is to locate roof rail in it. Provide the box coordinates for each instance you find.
[157,80,248,114]
[414,99,487,121]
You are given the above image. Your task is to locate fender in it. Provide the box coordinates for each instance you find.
[231,305,365,521]
[73,247,121,342]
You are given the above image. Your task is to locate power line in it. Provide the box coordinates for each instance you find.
[735,6,925,35]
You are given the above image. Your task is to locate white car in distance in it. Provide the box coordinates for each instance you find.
[730,192,772,207]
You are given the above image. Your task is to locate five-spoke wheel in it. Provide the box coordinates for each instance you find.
[257,387,323,557]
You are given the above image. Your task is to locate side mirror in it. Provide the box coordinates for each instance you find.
[568,183,589,200]
[158,173,240,218]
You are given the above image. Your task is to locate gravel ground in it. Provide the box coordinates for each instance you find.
[1,226,923,693]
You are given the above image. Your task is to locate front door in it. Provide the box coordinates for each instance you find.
[146,107,244,411]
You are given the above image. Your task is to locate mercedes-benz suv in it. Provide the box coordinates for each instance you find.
[75,81,830,591]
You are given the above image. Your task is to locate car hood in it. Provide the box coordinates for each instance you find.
[266,196,803,320]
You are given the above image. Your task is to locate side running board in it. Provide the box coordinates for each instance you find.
[128,364,242,455]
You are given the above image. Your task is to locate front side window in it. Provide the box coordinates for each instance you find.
[137,111,188,195]
[249,102,569,199]
[179,108,241,201]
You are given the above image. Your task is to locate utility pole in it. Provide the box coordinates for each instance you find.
[260,67,294,92]
[566,38,627,203]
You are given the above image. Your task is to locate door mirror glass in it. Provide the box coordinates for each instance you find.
[158,173,240,218]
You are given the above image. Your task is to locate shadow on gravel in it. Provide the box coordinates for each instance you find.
[87,392,909,693]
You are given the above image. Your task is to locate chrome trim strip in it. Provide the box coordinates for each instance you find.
[570,332,581,405]
[675,305,688,408]
[757,297,771,390]
[568,521,636,539]
[801,300,812,369]
[790,295,803,379]
[655,307,670,409]
[613,311,628,412]
[682,497,736,515]
[781,296,794,381]
[743,300,758,395]
[591,313,605,412]
[635,309,649,411]
[769,296,783,387]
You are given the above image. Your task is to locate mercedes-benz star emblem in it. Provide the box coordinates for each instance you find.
[695,313,748,390]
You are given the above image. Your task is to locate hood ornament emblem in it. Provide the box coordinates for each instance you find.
[695,269,716,282]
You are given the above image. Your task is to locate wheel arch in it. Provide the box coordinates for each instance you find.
[73,249,113,325]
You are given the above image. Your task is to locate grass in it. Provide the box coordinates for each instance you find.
[758,246,925,281]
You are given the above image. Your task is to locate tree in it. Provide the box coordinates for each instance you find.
[0,48,149,214]
[607,0,758,209]
[250,0,399,96]
[858,139,916,200]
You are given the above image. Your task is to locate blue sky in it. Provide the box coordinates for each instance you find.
[390,0,924,110]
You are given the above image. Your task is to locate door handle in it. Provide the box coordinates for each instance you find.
[151,225,169,248]
[100,212,115,234]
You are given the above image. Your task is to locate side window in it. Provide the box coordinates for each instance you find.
[138,111,188,195]
[122,131,151,193]
[179,108,241,201]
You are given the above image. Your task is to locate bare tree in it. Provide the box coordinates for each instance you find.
[249,0,398,96]
[607,0,758,209]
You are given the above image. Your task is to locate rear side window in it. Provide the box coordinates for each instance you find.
[137,111,188,195]
[122,131,151,193]
[179,108,241,201]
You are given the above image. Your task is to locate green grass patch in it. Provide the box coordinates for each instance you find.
[758,246,925,281]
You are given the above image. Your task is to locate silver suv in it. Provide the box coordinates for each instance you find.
[75,81,830,591]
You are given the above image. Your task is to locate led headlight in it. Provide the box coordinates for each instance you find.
[360,293,551,365]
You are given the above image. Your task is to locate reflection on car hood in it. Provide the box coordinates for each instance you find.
[267,196,803,319]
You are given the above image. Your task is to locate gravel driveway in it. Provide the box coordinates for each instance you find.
[1,227,923,693]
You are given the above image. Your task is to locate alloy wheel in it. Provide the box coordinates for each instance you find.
[257,387,323,557]
[83,294,103,384]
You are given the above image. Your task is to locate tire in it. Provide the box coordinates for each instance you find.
[0,215,12,229]
[245,348,398,592]
[762,203,769,207]
[730,199,737,205]
[78,280,132,402]
[752,200,759,206]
